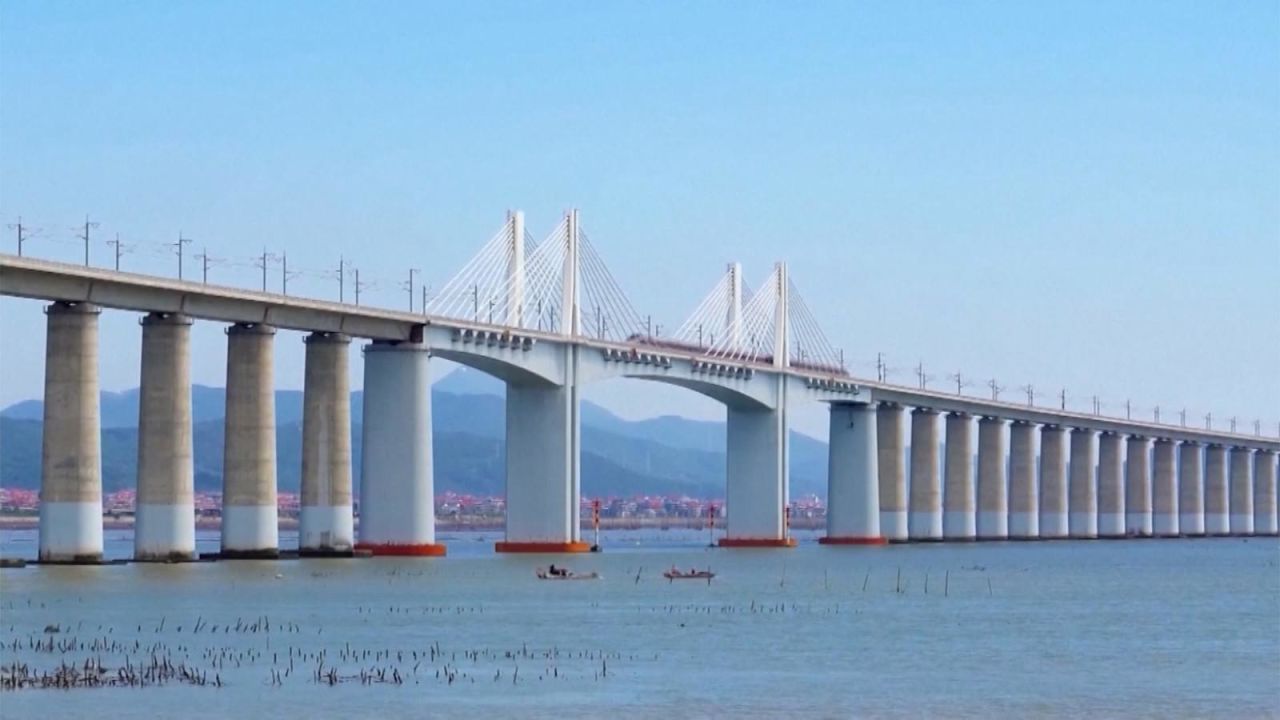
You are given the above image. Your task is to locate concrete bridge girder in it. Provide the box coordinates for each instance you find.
[423,325,568,387]
[579,349,778,410]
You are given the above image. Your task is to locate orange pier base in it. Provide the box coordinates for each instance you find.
[495,541,592,553]
[355,542,447,557]
[717,537,798,548]
[818,536,888,546]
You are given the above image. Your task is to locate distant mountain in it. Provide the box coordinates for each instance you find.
[2,386,231,429]
[0,368,830,499]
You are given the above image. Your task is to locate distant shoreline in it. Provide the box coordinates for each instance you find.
[0,514,824,531]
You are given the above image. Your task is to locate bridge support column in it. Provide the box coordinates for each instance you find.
[1229,448,1253,536]
[1152,439,1179,536]
[943,413,975,540]
[1038,426,1068,539]
[1125,436,1152,537]
[498,379,588,553]
[1097,432,1124,538]
[358,341,444,556]
[1203,445,1229,536]
[1068,428,1097,539]
[721,400,793,547]
[1008,421,1038,539]
[221,323,279,558]
[300,332,354,556]
[908,408,942,541]
[1178,442,1204,537]
[821,403,883,545]
[976,416,1007,540]
[135,312,196,562]
[38,302,104,564]
[876,403,907,542]
[1255,451,1278,536]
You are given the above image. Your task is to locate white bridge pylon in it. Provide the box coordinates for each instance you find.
[672,262,846,374]
[427,210,647,343]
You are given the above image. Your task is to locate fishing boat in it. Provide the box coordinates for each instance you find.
[663,568,716,581]
[535,567,600,581]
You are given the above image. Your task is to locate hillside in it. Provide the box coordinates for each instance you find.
[0,370,829,498]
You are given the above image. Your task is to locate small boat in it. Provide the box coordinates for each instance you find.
[663,568,716,581]
[536,568,600,581]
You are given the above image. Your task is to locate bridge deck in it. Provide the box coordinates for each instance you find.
[2,253,1275,451]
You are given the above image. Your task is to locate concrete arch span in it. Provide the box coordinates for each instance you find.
[580,358,795,546]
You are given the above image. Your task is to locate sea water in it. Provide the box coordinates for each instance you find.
[1,529,1277,718]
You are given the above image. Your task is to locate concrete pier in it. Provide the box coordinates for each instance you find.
[821,403,883,544]
[876,403,908,542]
[299,332,354,556]
[1177,442,1204,536]
[221,323,279,558]
[1096,432,1124,538]
[1152,439,1179,536]
[943,413,975,540]
[1039,426,1068,539]
[38,302,104,563]
[1124,436,1152,537]
[1068,428,1098,539]
[1229,448,1253,535]
[134,312,196,561]
[358,341,444,555]
[1008,421,1038,539]
[1203,445,1229,536]
[908,408,942,541]
[1255,451,1278,535]
[976,417,1007,539]
[501,380,589,553]
[721,399,793,547]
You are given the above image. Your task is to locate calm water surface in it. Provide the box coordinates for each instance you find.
[1,529,1277,718]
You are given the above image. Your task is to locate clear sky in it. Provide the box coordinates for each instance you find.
[1,1,1277,438]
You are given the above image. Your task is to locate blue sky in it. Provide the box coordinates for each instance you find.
[1,1,1277,437]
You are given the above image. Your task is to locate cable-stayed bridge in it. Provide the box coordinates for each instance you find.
[0,209,1276,562]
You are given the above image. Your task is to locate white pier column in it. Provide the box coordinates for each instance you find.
[1039,425,1068,539]
[358,341,444,556]
[1178,441,1204,537]
[1203,445,1229,536]
[1097,432,1124,538]
[134,312,196,562]
[1152,439,1179,536]
[299,332,354,556]
[822,403,883,544]
[1228,448,1253,536]
[1068,428,1097,539]
[1254,451,1278,535]
[721,398,793,548]
[876,403,908,542]
[908,408,942,541]
[1124,436,1152,537]
[976,416,1007,540]
[943,413,975,540]
[221,323,279,558]
[499,378,588,553]
[1008,421,1038,539]
[38,302,104,564]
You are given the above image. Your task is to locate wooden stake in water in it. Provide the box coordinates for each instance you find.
[945,570,950,597]
[591,499,601,552]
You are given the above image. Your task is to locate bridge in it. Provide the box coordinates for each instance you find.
[1,210,1276,563]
